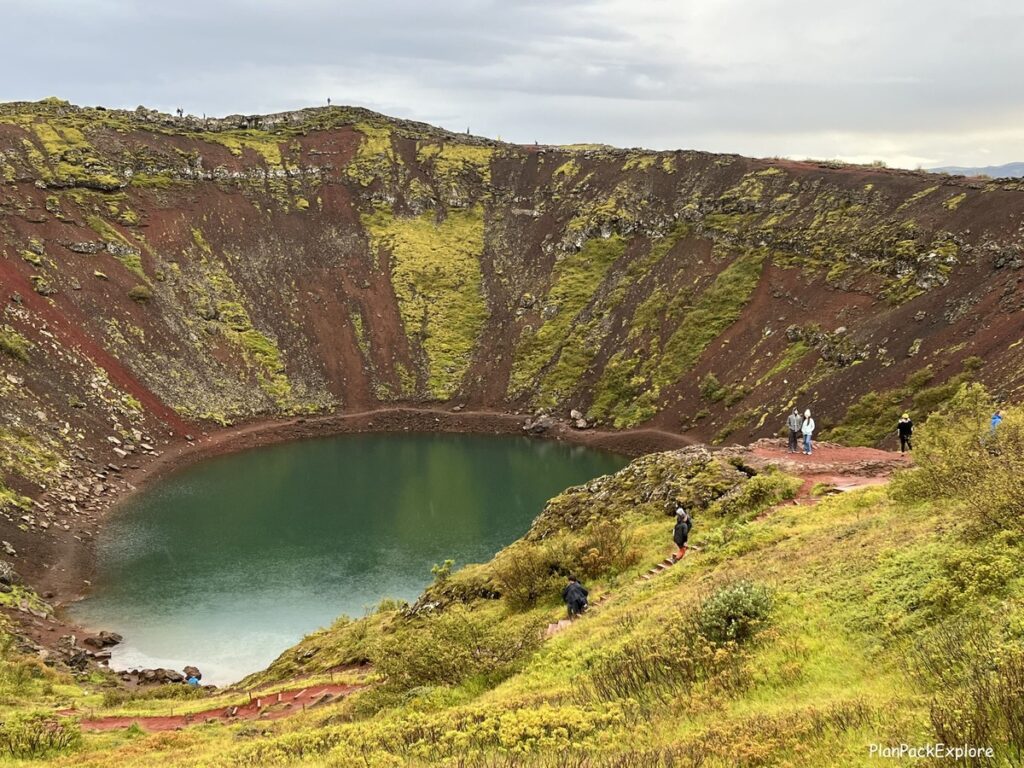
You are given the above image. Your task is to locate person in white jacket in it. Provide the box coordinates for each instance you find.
[801,409,815,455]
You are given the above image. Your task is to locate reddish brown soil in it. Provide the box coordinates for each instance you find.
[65,683,362,732]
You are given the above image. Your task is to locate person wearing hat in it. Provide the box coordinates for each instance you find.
[897,413,913,453]
[671,505,693,562]
[801,409,815,454]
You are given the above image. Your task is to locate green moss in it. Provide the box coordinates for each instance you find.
[756,341,811,387]
[294,197,310,211]
[622,153,656,171]
[85,215,146,279]
[553,158,581,178]
[508,235,627,398]
[362,205,487,399]
[129,172,176,189]
[943,192,967,211]
[0,429,63,488]
[597,249,766,427]
[416,141,493,184]
[346,123,401,187]
[205,130,282,166]
[0,327,30,362]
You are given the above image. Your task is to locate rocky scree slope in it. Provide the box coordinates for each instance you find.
[1,98,1023,584]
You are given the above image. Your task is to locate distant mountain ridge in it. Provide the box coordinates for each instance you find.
[930,161,1024,178]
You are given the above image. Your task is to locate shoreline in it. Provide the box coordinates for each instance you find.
[38,406,695,611]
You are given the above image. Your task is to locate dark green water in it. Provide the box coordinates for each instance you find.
[70,433,626,684]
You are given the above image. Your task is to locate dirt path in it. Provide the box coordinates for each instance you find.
[545,441,908,637]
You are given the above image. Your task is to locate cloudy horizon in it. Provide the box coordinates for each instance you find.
[3,0,1022,169]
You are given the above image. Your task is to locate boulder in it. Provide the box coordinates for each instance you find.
[523,415,556,435]
[0,560,22,586]
[183,665,202,681]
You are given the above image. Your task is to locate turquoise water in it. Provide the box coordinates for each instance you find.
[69,433,626,684]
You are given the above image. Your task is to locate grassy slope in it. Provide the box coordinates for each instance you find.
[4,401,1020,765]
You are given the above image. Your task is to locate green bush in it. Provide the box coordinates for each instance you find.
[705,469,801,521]
[575,520,639,579]
[908,620,1024,766]
[700,373,726,402]
[0,711,80,759]
[696,581,774,645]
[128,284,153,302]
[891,384,1024,534]
[0,327,29,362]
[492,540,573,608]
[373,605,543,690]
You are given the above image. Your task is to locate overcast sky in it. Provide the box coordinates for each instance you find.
[3,0,1022,168]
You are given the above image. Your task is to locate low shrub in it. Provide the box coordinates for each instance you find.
[705,470,800,521]
[373,605,543,690]
[575,520,640,579]
[695,580,774,645]
[493,540,573,608]
[907,620,1024,766]
[0,327,29,362]
[0,711,80,759]
[128,284,153,302]
[891,384,1024,534]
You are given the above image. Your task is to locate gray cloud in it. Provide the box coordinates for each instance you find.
[2,0,1021,167]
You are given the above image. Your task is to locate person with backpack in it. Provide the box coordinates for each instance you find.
[786,408,802,453]
[562,576,589,619]
[801,409,815,455]
[671,505,692,562]
[897,413,913,453]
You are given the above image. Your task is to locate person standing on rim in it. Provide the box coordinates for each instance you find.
[801,409,816,455]
[562,576,589,619]
[897,413,913,453]
[786,408,802,453]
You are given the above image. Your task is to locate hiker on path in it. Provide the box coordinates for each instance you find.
[897,413,913,453]
[991,410,1004,433]
[672,505,692,562]
[786,408,802,453]
[562,576,589,619]
[801,409,815,455]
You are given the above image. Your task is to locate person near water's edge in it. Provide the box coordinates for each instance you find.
[562,576,589,619]
[801,409,815,454]
[786,408,802,453]
[671,505,692,562]
[897,413,913,453]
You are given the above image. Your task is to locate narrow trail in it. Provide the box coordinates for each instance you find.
[65,682,364,733]
[544,441,908,638]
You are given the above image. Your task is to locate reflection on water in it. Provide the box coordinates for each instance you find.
[69,433,627,684]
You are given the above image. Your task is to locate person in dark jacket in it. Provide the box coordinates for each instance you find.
[786,409,802,453]
[897,413,913,453]
[672,507,692,562]
[562,576,589,619]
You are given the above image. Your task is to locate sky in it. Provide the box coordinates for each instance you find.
[3,0,1022,169]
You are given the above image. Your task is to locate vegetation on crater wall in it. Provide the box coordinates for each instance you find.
[508,235,628,400]
[362,205,488,399]
[591,248,765,427]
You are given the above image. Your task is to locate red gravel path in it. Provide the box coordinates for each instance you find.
[66,683,362,732]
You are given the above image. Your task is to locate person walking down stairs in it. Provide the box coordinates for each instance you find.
[562,576,589,619]
[671,505,692,562]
